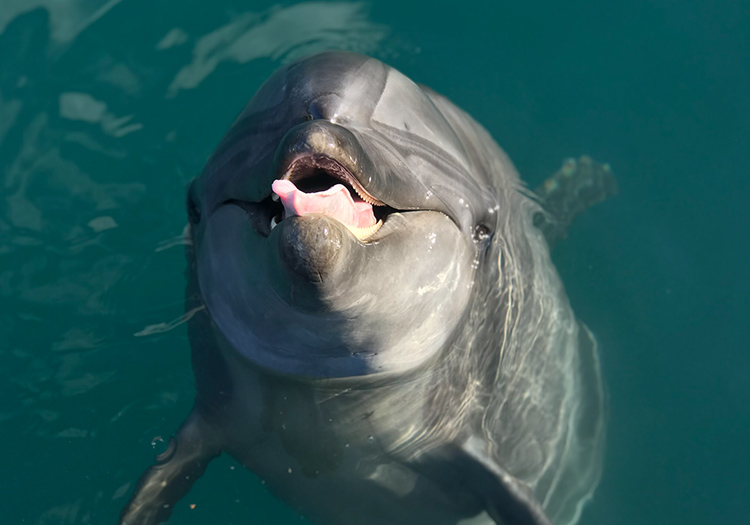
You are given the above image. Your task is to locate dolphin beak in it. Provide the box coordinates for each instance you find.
[269,120,392,241]
[273,121,385,204]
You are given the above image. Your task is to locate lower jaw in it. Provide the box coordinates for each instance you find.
[271,214,388,242]
[337,218,383,241]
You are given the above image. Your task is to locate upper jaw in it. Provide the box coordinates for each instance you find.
[220,118,479,243]
[273,120,385,204]
[281,154,383,206]
[266,120,492,242]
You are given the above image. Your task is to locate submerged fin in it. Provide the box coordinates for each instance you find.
[415,437,553,525]
[533,155,618,247]
[456,438,553,525]
[120,409,222,525]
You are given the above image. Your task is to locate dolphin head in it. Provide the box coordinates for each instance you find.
[188,51,501,378]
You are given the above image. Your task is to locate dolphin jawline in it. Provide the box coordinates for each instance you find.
[235,120,459,243]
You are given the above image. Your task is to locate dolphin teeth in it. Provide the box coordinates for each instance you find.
[271,193,280,202]
[352,184,380,206]
[270,215,281,230]
[348,220,383,241]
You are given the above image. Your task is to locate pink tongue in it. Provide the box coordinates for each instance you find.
[271,179,376,230]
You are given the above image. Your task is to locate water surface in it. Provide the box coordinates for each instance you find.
[1,1,747,523]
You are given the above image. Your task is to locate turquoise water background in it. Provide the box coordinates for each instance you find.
[1,1,747,523]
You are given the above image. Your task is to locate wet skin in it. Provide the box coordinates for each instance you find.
[120,51,605,525]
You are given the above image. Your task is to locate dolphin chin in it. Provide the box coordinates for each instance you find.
[272,215,350,290]
[199,195,473,378]
[121,51,606,525]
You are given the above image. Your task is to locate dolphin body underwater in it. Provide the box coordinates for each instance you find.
[120,51,612,525]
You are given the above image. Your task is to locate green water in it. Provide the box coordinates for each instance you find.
[1,1,747,523]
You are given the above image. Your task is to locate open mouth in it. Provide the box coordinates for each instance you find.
[268,154,395,241]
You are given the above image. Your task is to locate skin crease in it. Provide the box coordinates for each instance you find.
[120,51,605,525]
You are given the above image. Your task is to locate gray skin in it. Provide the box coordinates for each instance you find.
[120,51,605,525]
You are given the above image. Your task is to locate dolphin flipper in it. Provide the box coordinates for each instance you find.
[454,438,553,525]
[416,437,553,525]
[120,410,222,525]
[533,155,618,247]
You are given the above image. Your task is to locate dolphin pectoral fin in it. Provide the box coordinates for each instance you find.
[454,439,553,525]
[532,155,618,248]
[417,437,552,525]
[119,409,222,525]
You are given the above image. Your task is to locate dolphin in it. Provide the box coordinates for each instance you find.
[120,51,606,525]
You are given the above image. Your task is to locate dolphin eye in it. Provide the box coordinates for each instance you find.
[473,224,492,243]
